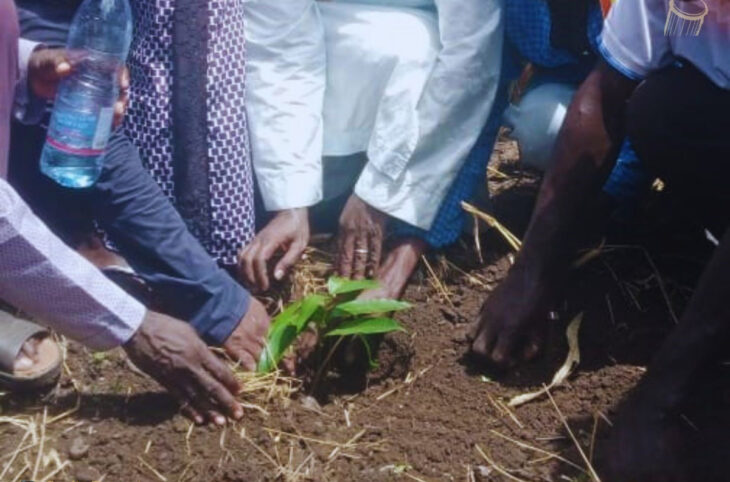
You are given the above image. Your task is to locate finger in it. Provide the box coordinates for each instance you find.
[470,322,495,360]
[166,385,204,424]
[489,330,519,369]
[181,379,227,426]
[237,351,257,372]
[274,241,305,281]
[352,234,369,280]
[254,243,277,292]
[469,303,494,352]
[521,329,543,362]
[337,232,356,278]
[55,61,72,77]
[180,403,204,425]
[200,349,241,396]
[239,243,259,289]
[196,365,243,421]
[113,101,126,128]
[367,230,383,278]
[119,66,130,90]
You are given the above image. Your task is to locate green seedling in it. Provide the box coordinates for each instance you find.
[256,276,410,373]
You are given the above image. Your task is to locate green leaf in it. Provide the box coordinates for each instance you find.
[325,317,405,337]
[327,276,380,296]
[333,299,411,317]
[295,294,328,330]
[257,323,298,373]
[257,294,328,373]
[271,299,304,327]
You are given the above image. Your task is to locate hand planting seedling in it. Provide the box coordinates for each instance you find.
[256,276,410,374]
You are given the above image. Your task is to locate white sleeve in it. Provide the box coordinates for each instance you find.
[244,0,326,211]
[599,0,672,80]
[355,0,504,229]
[0,179,145,350]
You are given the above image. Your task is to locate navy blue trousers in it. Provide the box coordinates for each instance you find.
[10,1,248,344]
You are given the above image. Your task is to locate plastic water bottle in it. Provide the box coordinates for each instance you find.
[503,83,576,172]
[40,0,132,188]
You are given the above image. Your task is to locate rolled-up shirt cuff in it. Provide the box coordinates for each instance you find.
[354,161,447,230]
[82,300,146,351]
[195,271,251,345]
[14,39,48,126]
[256,171,323,211]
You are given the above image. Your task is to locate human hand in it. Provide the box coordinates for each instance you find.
[238,208,310,292]
[337,194,387,279]
[469,263,551,369]
[123,311,243,426]
[222,297,271,371]
[28,47,130,127]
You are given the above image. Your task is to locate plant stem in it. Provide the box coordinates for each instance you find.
[311,336,345,394]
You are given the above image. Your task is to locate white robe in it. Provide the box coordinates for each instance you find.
[244,0,504,230]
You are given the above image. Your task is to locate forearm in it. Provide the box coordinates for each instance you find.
[517,62,637,273]
[0,179,145,350]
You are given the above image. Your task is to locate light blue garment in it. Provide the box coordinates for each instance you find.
[333,0,434,9]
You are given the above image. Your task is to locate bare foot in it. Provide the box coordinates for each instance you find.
[360,237,427,300]
[222,297,271,371]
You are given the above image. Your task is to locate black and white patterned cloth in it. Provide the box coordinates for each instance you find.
[125,0,254,265]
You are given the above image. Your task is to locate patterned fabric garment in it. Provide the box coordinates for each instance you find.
[125,0,254,265]
[505,0,604,68]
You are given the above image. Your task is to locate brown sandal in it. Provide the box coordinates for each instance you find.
[0,311,63,392]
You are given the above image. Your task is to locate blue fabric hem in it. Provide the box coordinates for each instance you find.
[598,42,645,82]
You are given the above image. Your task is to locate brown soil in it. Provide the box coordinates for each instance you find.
[2,141,729,481]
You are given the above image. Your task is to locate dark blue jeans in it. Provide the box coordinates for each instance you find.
[11,1,248,344]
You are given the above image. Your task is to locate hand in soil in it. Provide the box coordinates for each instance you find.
[238,208,310,291]
[358,237,426,301]
[469,263,551,369]
[222,297,270,371]
[337,194,387,280]
[603,398,689,481]
[123,311,243,426]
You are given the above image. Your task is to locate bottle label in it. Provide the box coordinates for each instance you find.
[46,107,114,156]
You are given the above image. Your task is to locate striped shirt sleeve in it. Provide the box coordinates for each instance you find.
[0,178,145,350]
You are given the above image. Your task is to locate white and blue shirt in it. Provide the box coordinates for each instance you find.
[600,0,730,88]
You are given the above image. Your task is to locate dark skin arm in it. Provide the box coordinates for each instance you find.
[605,230,730,480]
[470,61,638,368]
[123,311,243,426]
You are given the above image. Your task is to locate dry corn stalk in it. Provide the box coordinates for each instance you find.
[461,202,522,252]
[508,313,583,407]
